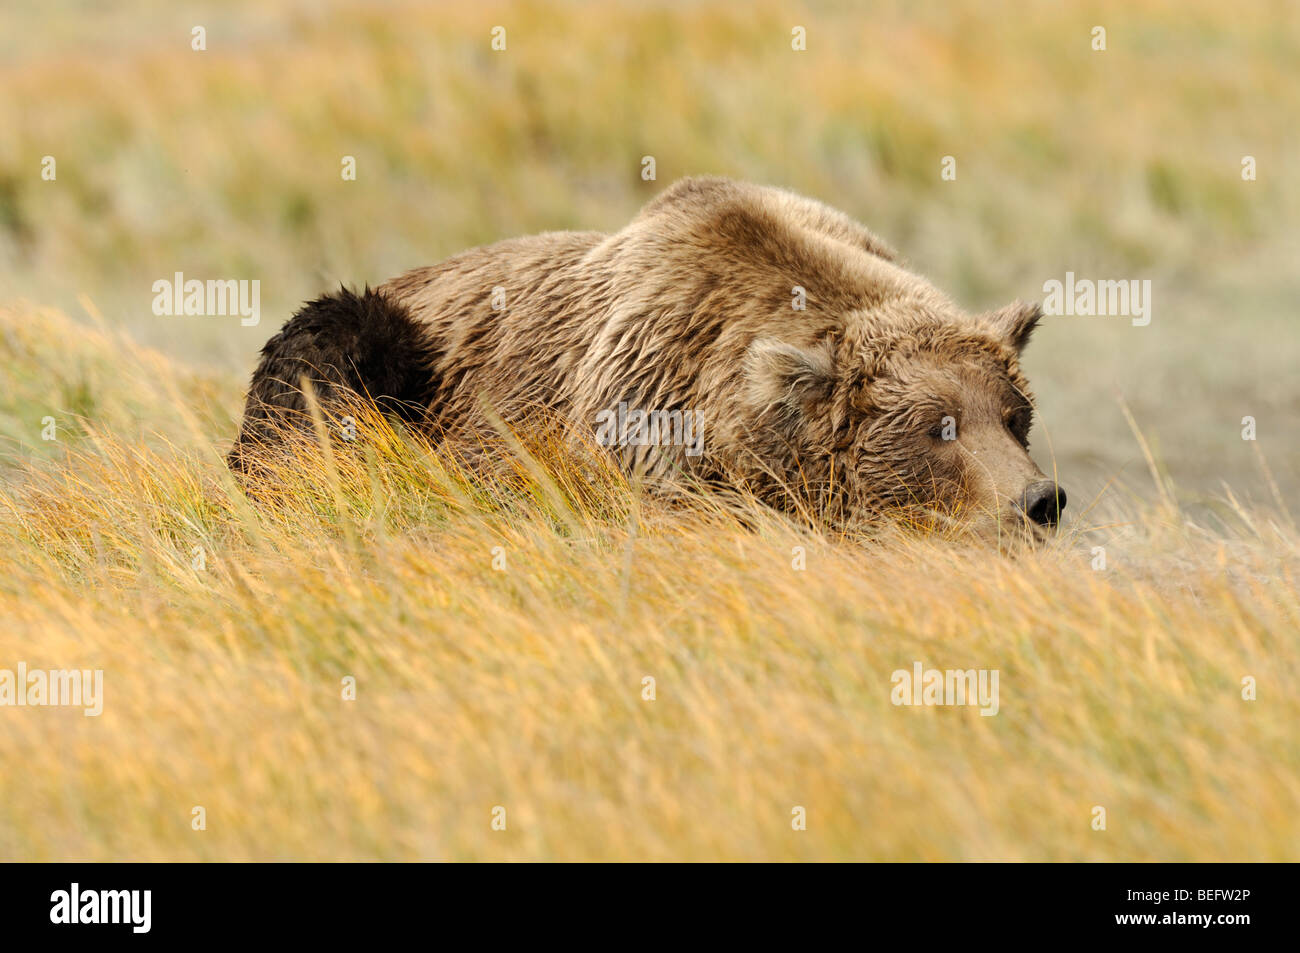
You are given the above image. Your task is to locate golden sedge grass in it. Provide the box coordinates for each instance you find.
[0,304,1296,860]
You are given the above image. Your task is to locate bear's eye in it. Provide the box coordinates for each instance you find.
[1005,408,1032,442]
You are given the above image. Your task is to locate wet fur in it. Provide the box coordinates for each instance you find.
[230,177,1046,530]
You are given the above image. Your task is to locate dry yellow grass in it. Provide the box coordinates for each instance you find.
[2,0,1296,504]
[2,0,1297,863]
[1,304,1296,861]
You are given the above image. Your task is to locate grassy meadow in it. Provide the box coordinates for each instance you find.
[0,0,1297,860]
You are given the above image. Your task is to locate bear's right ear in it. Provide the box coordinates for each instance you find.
[745,338,836,430]
[982,300,1042,353]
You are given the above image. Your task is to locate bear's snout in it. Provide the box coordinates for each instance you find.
[1019,480,1067,528]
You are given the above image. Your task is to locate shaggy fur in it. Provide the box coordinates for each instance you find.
[228,287,442,471]
[230,177,1062,534]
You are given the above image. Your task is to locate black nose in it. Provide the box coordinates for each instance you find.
[1020,480,1067,528]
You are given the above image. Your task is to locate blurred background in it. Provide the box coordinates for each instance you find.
[1,0,1296,515]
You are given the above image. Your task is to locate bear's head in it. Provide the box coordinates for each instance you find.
[745,299,1065,543]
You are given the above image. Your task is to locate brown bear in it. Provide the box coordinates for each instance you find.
[229,176,1065,540]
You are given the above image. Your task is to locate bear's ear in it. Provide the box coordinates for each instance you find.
[983,300,1042,353]
[745,338,837,430]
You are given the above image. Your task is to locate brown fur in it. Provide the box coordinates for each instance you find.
[230,177,1063,536]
